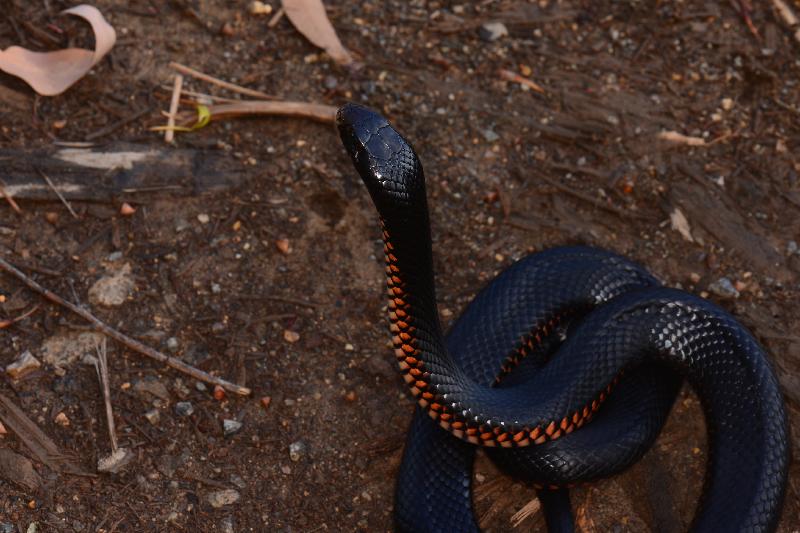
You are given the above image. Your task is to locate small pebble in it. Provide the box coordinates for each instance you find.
[479,21,508,42]
[213,385,226,401]
[344,343,354,351]
[5,350,41,380]
[249,1,272,15]
[289,441,306,462]
[119,203,136,216]
[260,396,272,410]
[206,489,240,508]
[275,238,291,255]
[230,474,247,489]
[197,213,210,224]
[196,381,208,392]
[481,129,499,142]
[787,241,798,255]
[54,412,69,427]
[323,75,338,90]
[174,401,194,416]
[283,330,300,343]
[144,409,161,425]
[223,419,243,437]
[219,22,234,36]
[281,465,292,474]
[166,337,179,351]
[211,283,222,294]
[708,277,740,299]
[88,264,135,307]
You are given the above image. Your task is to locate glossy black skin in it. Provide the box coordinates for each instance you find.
[337,102,789,532]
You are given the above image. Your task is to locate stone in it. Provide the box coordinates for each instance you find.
[175,401,194,416]
[481,129,500,142]
[708,277,740,299]
[223,419,243,437]
[206,489,240,508]
[289,441,306,462]
[5,350,41,379]
[479,22,508,42]
[144,409,161,425]
[133,379,171,401]
[41,332,105,369]
[88,263,135,307]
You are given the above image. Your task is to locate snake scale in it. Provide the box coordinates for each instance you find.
[336,102,789,532]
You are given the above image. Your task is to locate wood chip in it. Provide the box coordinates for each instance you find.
[658,130,706,146]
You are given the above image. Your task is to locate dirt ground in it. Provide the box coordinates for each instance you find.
[1,0,799,531]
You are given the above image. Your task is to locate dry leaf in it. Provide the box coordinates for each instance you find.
[282,0,354,66]
[670,207,694,242]
[0,5,116,96]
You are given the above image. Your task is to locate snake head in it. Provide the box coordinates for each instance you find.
[336,103,426,216]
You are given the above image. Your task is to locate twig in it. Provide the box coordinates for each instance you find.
[0,304,39,329]
[510,497,541,528]
[736,0,761,40]
[179,100,338,125]
[533,171,650,220]
[169,62,276,100]
[165,74,184,143]
[37,168,78,219]
[0,256,251,396]
[772,0,798,26]
[93,338,118,452]
[0,179,22,214]
[268,7,285,28]
[235,293,319,309]
[497,68,546,94]
[85,106,153,141]
[771,0,800,44]
[51,141,96,148]
[159,85,241,104]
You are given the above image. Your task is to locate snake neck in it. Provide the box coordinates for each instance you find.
[379,208,456,399]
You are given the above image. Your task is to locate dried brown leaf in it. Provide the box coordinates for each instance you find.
[282,0,354,66]
[0,393,87,475]
[0,5,116,96]
[0,448,43,492]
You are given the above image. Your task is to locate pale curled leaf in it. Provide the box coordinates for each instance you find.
[0,5,116,96]
[282,0,354,66]
[670,207,694,243]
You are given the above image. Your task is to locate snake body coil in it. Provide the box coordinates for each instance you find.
[336,103,789,532]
